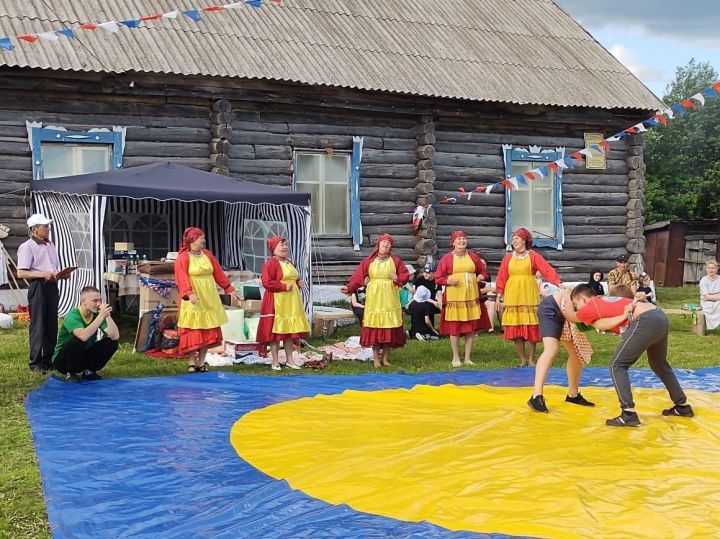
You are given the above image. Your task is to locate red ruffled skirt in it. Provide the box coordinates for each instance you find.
[360,326,406,347]
[440,302,491,336]
[179,327,223,353]
[503,324,541,343]
[256,330,308,345]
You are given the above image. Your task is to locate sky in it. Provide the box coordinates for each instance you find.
[554,0,720,99]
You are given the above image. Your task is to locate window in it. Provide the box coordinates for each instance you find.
[242,219,289,275]
[30,127,123,180]
[293,152,350,235]
[502,145,565,250]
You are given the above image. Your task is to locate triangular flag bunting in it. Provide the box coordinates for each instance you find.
[537,166,548,178]
[508,176,519,189]
[671,104,686,117]
[578,148,593,157]
[37,32,59,41]
[485,184,494,195]
[501,179,513,191]
[140,13,163,21]
[246,0,263,7]
[713,81,720,93]
[271,0,282,4]
[202,5,225,11]
[0,37,14,51]
[547,162,559,173]
[98,21,120,33]
[599,140,610,151]
[162,11,179,19]
[517,175,528,186]
[223,2,246,8]
[653,113,668,126]
[690,92,706,106]
[680,99,696,110]
[523,171,535,181]
[78,23,98,30]
[56,28,75,38]
[120,19,141,28]
[17,34,39,43]
[702,87,718,99]
[182,10,202,22]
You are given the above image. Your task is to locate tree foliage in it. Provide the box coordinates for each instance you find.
[644,59,720,223]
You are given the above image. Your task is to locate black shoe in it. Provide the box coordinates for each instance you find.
[527,394,549,413]
[64,373,81,384]
[605,411,640,427]
[82,372,103,381]
[565,393,595,407]
[662,404,694,417]
[30,366,48,375]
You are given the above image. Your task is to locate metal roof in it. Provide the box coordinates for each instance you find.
[0,0,663,110]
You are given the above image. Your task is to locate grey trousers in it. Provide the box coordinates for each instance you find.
[609,309,687,410]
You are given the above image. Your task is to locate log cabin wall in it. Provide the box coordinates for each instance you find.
[432,111,643,282]
[0,68,650,287]
[0,69,212,275]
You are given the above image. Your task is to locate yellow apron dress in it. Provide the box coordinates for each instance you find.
[501,254,540,341]
[272,260,310,335]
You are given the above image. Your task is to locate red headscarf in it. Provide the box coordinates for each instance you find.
[450,230,467,247]
[371,233,394,257]
[267,236,285,254]
[179,227,204,253]
[512,227,533,249]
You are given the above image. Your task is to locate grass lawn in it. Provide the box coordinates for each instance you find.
[1,287,718,538]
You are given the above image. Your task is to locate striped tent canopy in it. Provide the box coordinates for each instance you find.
[30,163,312,316]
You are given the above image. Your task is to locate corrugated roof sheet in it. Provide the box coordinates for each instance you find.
[0,0,663,110]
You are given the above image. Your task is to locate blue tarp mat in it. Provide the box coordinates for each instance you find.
[26,367,720,538]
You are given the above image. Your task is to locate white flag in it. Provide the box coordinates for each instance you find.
[162,10,179,19]
[98,21,119,33]
[37,32,59,41]
[691,92,706,106]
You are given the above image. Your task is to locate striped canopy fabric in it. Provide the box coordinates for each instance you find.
[31,192,312,317]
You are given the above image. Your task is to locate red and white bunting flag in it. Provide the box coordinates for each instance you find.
[223,2,246,7]
[18,34,39,43]
[663,108,675,120]
[578,148,594,157]
[485,184,494,195]
[691,92,706,106]
[78,23,98,30]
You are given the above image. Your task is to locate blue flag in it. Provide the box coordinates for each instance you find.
[0,37,14,51]
[182,10,202,22]
[56,28,75,38]
[120,19,141,28]
[246,0,263,7]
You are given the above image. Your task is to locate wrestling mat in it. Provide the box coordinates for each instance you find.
[26,368,720,538]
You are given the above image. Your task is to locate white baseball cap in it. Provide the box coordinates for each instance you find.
[27,213,52,228]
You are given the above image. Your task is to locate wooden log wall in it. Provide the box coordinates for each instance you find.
[227,103,420,284]
[0,69,212,283]
[433,117,639,282]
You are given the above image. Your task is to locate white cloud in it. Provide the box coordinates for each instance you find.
[609,44,668,85]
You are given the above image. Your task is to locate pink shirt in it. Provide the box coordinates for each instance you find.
[16,237,60,274]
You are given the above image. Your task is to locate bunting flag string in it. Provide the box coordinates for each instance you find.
[0,0,281,51]
[412,79,720,230]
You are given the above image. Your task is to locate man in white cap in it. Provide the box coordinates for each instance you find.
[16,213,61,373]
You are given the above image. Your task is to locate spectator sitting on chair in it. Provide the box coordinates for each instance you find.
[53,286,120,383]
[636,272,655,304]
[607,254,637,292]
[700,260,720,331]
[407,286,441,340]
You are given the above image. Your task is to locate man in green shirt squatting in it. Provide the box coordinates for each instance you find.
[53,286,120,383]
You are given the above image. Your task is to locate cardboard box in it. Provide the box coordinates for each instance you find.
[114,242,134,252]
[138,272,179,311]
[232,298,262,312]
[224,340,259,359]
[107,259,127,274]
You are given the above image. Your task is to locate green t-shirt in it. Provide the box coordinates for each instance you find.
[53,308,108,363]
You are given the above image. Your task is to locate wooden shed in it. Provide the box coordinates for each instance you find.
[0,0,662,290]
[645,220,720,286]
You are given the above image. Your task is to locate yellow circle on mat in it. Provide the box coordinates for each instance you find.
[230,384,720,538]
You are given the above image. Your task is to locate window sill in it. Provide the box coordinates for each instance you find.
[312,234,351,240]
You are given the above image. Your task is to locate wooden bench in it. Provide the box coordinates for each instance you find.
[662,308,706,336]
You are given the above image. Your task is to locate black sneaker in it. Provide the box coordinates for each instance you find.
[30,366,48,375]
[605,411,640,427]
[64,373,81,384]
[82,372,103,381]
[662,404,694,417]
[565,393,595,407]
[527,394,549,413]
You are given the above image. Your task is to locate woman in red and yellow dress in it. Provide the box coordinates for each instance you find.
[174,227,238,373]
[435,230,491,368]
[341,234,410,369]
[256,236,310,371]
[495,228,560,367]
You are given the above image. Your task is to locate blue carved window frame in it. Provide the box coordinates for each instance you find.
[31,127,123,180]
[502,145,565,250]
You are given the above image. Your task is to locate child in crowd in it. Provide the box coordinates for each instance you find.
[482,283,499,333]
[636,272,655,304]
[399,265,416,312]
[563,283,693,427]
[587,269,605,296]
[351,285,366,325]
[527,287,595,413]
[406,286,440,340]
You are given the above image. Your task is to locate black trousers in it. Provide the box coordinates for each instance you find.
[27,279,59,370]
[54,336,118,375]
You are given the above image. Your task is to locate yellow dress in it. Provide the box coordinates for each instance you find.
[272,260,310,334]
[364,257,403,329]
[501,254,540,341]
[177,253,228,330]
[444,255,481,322]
